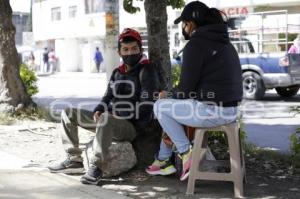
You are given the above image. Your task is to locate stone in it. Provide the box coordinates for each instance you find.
[263,163,271,170]
[101,141,137,177]
[0,103,14,114]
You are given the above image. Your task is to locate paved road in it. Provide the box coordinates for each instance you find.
[33,72,300,152]
[242,93,300,152]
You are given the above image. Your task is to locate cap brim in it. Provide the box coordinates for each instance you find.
[174,16,182,24]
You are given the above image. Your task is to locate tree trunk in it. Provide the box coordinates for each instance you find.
[144,0,172,90]
[0,1,31,113]
[104,0,120,82]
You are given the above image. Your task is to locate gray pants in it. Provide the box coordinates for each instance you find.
[61,108,136,167]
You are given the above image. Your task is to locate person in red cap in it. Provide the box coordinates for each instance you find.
[48,28,163,185]
[146,1,242,181]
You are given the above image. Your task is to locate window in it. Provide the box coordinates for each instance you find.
[51,7,61,21]
[84,0,105,14]
[69,6,77,18]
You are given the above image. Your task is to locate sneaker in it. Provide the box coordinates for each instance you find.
[146,158,177,176]
[179,148,192,181]
[80,164,102,185]
[48,159,84,174]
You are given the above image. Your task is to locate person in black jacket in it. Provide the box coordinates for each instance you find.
[146,1,243,181]
[48,28,161,185]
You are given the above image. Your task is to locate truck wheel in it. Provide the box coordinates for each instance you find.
[275,86,299,97]
[242,71,266,100]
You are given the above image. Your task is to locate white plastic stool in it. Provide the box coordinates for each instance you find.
[186,122,246,198]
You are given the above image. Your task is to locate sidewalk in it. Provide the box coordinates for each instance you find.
[0,120,300,198]
[0,151,130,199]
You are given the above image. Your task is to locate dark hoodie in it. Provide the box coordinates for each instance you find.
[93,58,161,128]
[177,24,243,106]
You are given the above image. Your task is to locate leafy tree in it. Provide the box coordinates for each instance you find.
[123,0,185,89]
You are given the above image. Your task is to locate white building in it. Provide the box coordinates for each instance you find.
[32,0,107,72]
[10,0,31,46]
[32,0,300,73]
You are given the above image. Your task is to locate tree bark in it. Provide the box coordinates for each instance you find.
[144,0,172,90]
[0,1,31,113]
[104,0,120,83]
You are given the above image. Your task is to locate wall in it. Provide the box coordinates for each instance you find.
[32,0,106,41]
[32,0,106,72]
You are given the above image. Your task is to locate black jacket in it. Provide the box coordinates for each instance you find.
[93,60,161,128]
[177,24,243,106]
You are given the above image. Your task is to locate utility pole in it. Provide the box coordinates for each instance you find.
[104,0,119,81]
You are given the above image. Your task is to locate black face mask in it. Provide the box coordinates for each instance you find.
[182,29,190,40]
[122,53,142,66]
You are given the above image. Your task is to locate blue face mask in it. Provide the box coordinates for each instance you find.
[122,53,142,66]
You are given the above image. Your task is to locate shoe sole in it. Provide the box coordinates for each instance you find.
[146,167,177,176]
[49,167,85,174]
[80,178,101,185]
[180,157,192,181]
[180,171,189,181]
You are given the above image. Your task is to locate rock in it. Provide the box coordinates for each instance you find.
[263,163,271,170]
[0,103,14,114]
[258,183,269,187]
[275,169,284,174]
[101,141,137,177]
[15,103,25,112]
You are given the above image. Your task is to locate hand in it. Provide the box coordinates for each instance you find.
[93,111,102,122]
[159,90,168,99]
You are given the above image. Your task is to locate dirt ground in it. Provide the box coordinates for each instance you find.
[0,119,299,199]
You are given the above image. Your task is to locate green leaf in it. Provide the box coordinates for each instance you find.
[123,0,184,14]
[19,63,39,97]
[171,64,181,88]
[123,0,141,14]
[167,0,185,9]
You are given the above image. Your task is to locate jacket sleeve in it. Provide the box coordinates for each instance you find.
[175,42,204,98]
[138,64,160,121]
[93,69,116,113]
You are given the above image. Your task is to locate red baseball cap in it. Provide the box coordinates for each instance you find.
[118,28,142,44]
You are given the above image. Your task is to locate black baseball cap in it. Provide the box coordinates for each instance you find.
[174,1,209,25]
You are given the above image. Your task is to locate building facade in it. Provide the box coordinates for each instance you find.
[32,0,107,72]
[12,12,30,46]
[31,0,300,73]
[10,0,31,47]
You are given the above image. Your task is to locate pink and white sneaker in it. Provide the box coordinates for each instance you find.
[146,158,177,176]
[179,148,192,181]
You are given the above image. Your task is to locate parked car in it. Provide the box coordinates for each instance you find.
[228,10,300,99]
[231,36,300,99]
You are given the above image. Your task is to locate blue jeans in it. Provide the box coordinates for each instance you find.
[153,99,238,160]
